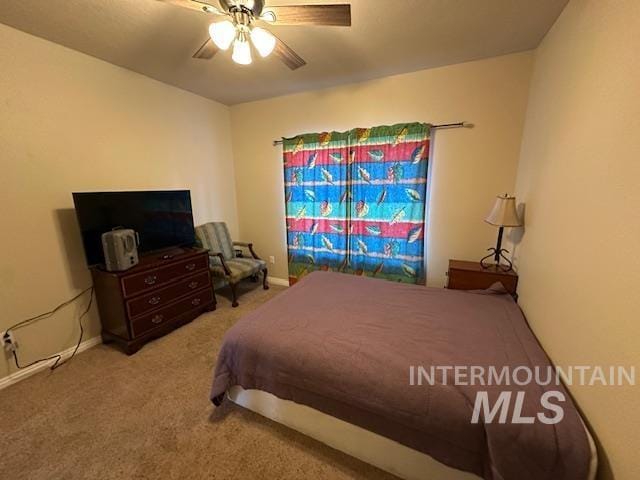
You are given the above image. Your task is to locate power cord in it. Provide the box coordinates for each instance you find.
[6,286,95,371]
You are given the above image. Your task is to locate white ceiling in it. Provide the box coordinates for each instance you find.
[0,0,567,105]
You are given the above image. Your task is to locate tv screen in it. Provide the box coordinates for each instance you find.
[72,190,196,267]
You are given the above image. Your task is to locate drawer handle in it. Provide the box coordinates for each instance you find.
[148,296,161,305]
[191,298,202,306]
[185,263,197,271]
[151,314,164,324]
[144,275,158,285]
[188,281,199,290]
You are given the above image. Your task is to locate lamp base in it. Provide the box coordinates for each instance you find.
[480,248,514,272]
[480,225,514,272]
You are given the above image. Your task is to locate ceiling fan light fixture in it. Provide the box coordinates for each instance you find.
[232,35,253,65]
[250,27,276,57]
[209,20,236,50]
[170,0,352,70]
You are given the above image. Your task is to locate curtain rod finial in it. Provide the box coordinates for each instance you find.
[462,122,474,128]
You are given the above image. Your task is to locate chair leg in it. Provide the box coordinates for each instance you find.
[230,282,239,308]
[263,268,270,290]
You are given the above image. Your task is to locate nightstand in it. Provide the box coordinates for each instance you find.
[447,260,518,297]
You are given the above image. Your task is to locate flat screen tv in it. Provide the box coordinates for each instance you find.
[72,190,196,267]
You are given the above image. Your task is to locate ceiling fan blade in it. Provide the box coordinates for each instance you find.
[273,34,306,70]
[159,0,226,16]
[263,4,351,26]
[193,38,219,59]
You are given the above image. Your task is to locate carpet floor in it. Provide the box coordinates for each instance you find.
[0,281,397,480]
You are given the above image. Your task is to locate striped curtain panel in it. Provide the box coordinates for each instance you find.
[283,123,430,285]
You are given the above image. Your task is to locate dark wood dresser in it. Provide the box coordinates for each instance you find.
[91,247,215,354]
[447,259,518,297]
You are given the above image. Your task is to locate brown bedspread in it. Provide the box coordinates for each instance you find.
[211,271,591,480]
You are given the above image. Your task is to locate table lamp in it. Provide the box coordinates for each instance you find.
[480,194,523,271]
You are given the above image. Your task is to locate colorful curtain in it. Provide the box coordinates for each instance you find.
[283,123,430,285]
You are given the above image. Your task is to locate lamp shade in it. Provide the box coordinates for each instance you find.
[232,35,252,65]
[209,20,236,51]
[485,194,523,227]
[250,27,276,57]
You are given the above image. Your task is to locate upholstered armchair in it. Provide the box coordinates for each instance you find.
[195,222,268,307]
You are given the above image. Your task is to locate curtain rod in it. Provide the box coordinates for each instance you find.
[272,122,473,146]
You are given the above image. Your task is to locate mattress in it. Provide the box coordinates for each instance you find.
[211,271,594,480]
[227,386,597,480]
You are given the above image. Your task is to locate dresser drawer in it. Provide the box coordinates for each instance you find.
[121,254,209,298]
[126,271,210,318]
[131,288,214,337]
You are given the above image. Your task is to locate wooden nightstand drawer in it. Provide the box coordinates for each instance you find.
[447,260,518,296]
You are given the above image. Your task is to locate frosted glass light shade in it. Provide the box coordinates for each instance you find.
[485,194,523,227]
[250,27,276,57]
[209,21,236,50]
[232,38,252,65]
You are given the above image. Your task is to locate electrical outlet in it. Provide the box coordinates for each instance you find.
[2,330,17,352]
[269,256,275,264]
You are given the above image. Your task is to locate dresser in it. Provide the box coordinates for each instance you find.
[92,247,215,354]
[447,259,518,297]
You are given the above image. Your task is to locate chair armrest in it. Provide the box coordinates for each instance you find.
[233,241,252,247]
[233,241,261,260]
[209,252,232,276]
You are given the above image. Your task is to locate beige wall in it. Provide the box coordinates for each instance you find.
[230,52,534,285]
[0,24,238,380]
[511,1,640,479]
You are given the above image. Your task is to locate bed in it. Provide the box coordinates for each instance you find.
[211,271,596,480]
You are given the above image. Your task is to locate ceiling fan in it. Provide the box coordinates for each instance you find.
[162,0,352,69]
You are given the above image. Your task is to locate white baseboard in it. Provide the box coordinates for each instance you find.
[0,336,102,391]
[268,277,290,287]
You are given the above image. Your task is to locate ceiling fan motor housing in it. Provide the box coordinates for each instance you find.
[232,10,252,28]
[219,0,265,17]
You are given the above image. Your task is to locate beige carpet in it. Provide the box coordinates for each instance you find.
[0,282,397,480]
